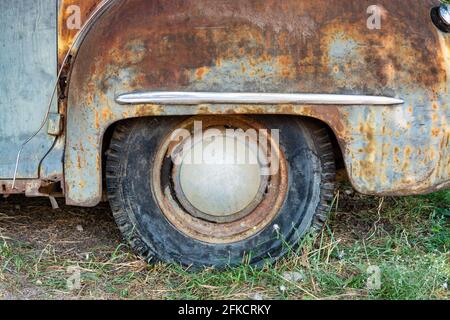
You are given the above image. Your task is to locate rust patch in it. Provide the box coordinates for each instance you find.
[58,0,104,66]
[195,67,210,80]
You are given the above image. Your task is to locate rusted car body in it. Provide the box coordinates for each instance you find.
[1,0,448,204]
[0,0,448,266]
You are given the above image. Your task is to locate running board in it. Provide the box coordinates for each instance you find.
[116,92,404,106]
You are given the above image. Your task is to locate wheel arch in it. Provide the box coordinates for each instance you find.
[100,115,346,198]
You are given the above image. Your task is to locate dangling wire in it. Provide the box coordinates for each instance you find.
[12,49,72,189]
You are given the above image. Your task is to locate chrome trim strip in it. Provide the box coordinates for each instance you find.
[116,91,404,106]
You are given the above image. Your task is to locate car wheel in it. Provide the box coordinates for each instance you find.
[106,116,335,268]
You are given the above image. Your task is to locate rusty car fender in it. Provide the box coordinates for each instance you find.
[63,0,449,207]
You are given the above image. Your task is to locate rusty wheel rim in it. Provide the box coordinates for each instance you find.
[152,116,288,244]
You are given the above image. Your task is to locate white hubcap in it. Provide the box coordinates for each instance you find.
[177,130,265,218]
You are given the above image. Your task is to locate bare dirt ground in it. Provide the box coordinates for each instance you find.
[0,187,448,300]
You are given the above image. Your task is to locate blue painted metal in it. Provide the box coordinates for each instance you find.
[0,0,58,179]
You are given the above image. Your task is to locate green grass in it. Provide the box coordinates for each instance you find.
[0,189,448,300]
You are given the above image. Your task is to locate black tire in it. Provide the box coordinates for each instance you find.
[106,116,335,268]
